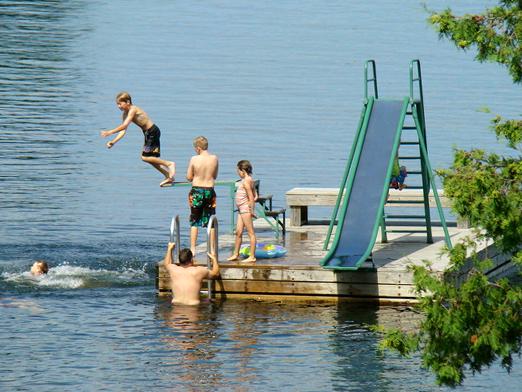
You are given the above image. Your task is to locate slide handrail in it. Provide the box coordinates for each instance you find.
[323,101,372,250]
[364,59,379,102]
[321,97,375,262]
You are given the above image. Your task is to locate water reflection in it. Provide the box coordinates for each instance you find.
[155,301,222,391]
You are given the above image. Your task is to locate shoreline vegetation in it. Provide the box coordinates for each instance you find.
[379,1,522,387]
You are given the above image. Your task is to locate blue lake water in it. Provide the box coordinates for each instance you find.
[1,1,520,390]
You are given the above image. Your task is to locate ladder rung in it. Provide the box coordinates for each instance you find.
[403,185,424,190]
[408,171,422,175]
[400,141,420,145]
[402,126,417,130]
[398,156,421,160]
[385,230,428,233]
[386,200,425,204]
[385,215,426,219]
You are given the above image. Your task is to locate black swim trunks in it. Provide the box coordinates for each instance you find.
[142,124,161,157]
[189,187,217,227]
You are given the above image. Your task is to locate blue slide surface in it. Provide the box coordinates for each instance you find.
[322,99,408,270]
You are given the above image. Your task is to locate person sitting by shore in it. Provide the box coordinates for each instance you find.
[163,242,220,306]
[30,260,49,276]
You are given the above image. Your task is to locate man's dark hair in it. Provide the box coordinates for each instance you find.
[179,248,193,265]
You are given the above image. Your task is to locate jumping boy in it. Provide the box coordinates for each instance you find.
[186,136,219,255]
[100,92,176,187]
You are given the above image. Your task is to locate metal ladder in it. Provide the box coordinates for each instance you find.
[169,214,219,300]
[170,215,181,260]
[205,215,219,300]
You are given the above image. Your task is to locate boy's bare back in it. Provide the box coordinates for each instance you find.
[187,152,219,188]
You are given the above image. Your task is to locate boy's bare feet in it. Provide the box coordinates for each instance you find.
[227,254,240,262]
[160,177,174,187]
[167,162,176,179]
[240,256,256,263]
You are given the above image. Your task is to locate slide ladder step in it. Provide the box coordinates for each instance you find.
[387,200,425,204]
[385,214,426,219]
[385,229,428,234]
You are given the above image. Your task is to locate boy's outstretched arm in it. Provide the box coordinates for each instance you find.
[164,242,176,266]
[105,130,126,148]
[100,107,136,147]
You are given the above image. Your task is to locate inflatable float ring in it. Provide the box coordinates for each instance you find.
[239,243,287,259]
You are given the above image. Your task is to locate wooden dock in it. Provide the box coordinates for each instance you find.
[156,222,511,304]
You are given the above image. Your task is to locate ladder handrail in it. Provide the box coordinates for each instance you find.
[169,215,181,263]
[206,215,219,299]
[364,59,379,103]
[409,59,424,105]
[411,108,452,249]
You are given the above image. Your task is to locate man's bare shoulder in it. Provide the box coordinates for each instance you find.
[192,265,211,277]
[165,263,179,272]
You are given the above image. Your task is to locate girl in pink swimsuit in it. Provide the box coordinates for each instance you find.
[228,160,258,263]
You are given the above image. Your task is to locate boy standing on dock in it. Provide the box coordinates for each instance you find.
[100,92,176,187]
[186,136,219,255]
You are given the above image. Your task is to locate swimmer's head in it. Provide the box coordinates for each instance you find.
[31,260,49,276]
[179,249,194,266]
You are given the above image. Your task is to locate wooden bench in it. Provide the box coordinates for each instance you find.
[286,187,452,226]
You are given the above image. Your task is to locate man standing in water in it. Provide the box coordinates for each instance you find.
[186,136,219,255]
[163,242,220,306]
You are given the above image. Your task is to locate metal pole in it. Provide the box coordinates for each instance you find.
[206,215,219,299]
[170,215,181,263]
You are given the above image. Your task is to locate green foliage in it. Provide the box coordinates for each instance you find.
[492,116,522,148]
[438,145,522,253]
[378,1,522,387]
[428,1,522,83]
[380,247,522,387]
